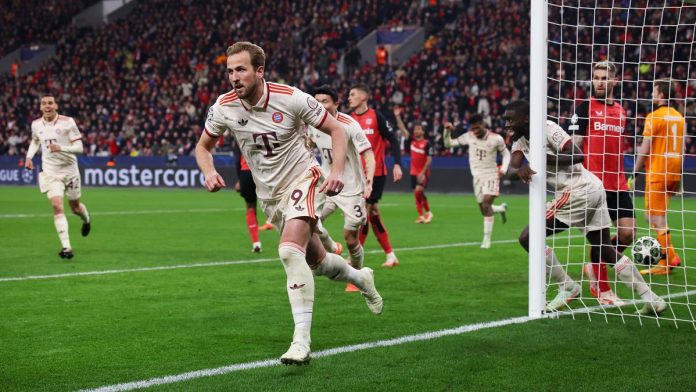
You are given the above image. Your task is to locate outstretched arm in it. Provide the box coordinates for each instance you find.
[508,150,537,184]
[196,131,226,192]
[443,122,465,148]
[317,114,347,195]
[393,107,410,139]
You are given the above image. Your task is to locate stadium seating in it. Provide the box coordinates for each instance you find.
[1,0,694,158]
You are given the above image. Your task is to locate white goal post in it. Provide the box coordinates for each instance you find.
[533,0,696,327]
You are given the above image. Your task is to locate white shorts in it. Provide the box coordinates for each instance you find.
[546,186,611,233]
[39,171,81,200]
[473,175,499,203]
[261,166,323,232]
[322,193,367,231]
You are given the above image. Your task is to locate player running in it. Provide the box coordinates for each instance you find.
[348,84,403,267]
[196,42,382,366]
[568,61,634,304]
[505,100,665,314]
[443,114,509,248]
[307,85,376,292]
[25,93,91,259]
[634,79,686,275]
[393,107,434,223]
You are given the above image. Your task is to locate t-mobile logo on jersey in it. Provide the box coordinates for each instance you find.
[253,131,280,157]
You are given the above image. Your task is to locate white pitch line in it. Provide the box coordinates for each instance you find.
[0,238,533,282]
[77,288,696,392]
[0,208,231,219]
[0,204,402,219]
[77,315,533,392]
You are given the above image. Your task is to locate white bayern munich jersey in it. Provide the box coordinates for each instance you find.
[308,111,372,197]
[31,115,82,175]
[454,131,507,178]
[511,121,602,193]
[205,81,329,200]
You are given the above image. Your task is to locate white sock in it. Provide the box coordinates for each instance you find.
[492,204,505,213]
[313,252,362,286]
[76,203,90,223]
[348,244,364,269]
[316,220,337,253]
[615,256,659,302]
[483,216,494,242]
[278,245,314,345]
[546,247,575,290]
[54,213,71,249]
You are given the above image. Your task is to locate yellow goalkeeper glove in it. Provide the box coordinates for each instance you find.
[626,175,634,191]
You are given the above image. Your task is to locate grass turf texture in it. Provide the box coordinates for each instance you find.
[1,186,695,391]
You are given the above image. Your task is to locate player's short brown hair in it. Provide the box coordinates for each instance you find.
[39,92,56,101]
[350,84,370,94]
[227,42,266,69]
[470,113,485,125]
[654,79,673,100]
[592,61,617,77]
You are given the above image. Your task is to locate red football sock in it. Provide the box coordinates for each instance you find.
[420,192,430,212]
[414,190,423,216]
[590,246,612,293]
[359,214,370,246]
[246,208,259,243]
[370,211,393,254]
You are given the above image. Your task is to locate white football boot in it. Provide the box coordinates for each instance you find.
[280,341,311,365]
[545,282,581,311]
[359,267,383,314]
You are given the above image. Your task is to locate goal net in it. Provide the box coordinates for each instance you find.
[538,0,696,326]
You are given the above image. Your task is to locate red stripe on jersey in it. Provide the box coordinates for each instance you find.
[316,111,328,129]
[268,87,293,96]
[220,95,238,104]
[337,116,352,125]
[70,137,82,142]
[307,167,321,219]
[268,82,293,92]
[546,192,570,219]
[204,128,220,138]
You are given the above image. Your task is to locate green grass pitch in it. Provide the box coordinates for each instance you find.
[1,186,695,391]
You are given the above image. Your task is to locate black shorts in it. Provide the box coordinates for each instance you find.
[410,174,429,189]
[366,175,386,204]
[605,190,634,221]
[238,170,257,204]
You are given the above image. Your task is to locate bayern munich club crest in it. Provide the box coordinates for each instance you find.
[272,112,284,123]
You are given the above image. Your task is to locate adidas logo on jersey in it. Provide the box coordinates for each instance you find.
[238,119,248,126]
[294,205,305,212]
[289,283,306,290]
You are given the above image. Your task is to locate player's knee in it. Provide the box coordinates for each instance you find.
[278,245,305,266]
[617,227,634,245]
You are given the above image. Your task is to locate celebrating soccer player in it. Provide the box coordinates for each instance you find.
[568,61,633,305]
[348,84,403,267]
[307,85,376,292]
[25,93,92,259]
[443,114,510,248]
[196,42,383,365]
[634,79,686,275]
[505,100,664,314]
[393,107,434,224]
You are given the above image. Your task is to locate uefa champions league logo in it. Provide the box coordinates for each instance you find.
[21,169,34,184]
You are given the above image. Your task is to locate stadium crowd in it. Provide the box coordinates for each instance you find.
[1,0,694,159]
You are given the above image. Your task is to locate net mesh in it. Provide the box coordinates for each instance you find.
[544,0,696,326]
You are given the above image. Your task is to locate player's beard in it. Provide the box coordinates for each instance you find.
[236,79,258,101]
